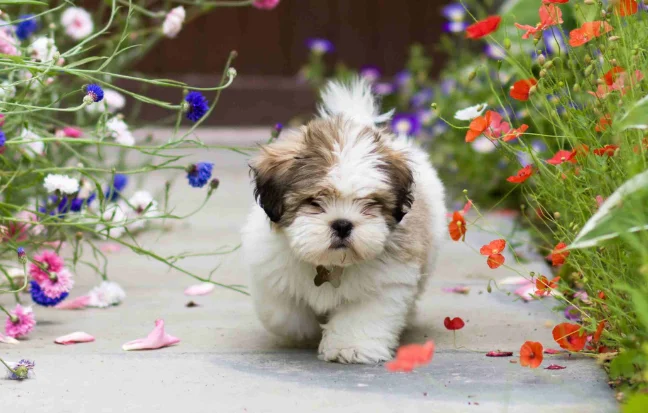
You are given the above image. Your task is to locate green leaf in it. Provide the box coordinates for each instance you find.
[0,53,25,64]
[0,0,47,4]
[623,394,648,413]
[609,350,638,379]
[630,290,648,332]
[617,95,648,131]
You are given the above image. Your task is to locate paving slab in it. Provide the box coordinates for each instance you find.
[0,128,617,413]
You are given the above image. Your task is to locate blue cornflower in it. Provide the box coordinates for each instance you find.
[484,44,507,60]
[442,3,466,22]
[30,281,68,307]
[542,27,567,56]
[17,247,26,264]
[70,192,96,212]
[391,113,422,138]
[306,38,334,54]
[410,88,434,108]
[85,84,104,103]
[8,359,35,380]
[0,130,5,148]
[184,91,209,122]
[38,195,74,217]
[186,162,214,188]
[394,70,412,89]
[360,66,381,83]
[15,14,38,41]
[105,174,128,202]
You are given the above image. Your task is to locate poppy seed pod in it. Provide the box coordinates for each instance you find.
[537,54,546,66]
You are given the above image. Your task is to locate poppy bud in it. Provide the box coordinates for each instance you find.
[504,38,511,50]
[529,85,537,96]
[431,103,438,110]
[584,65,594,76]
[553,212,561,219]
[209,178,220,191]
[75,232,83,240]
[584,55,592,64]
[468,71,477,82]
[462,189,468,194]
[611,59,618,66]
[539,69,547,78]
[608,36,620,42]
[537,54,546,66]
[584,0,594,4]
[558,81,564,87]
[544,61,554,70]
[487,283,492,293]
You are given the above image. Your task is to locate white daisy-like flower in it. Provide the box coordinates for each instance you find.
[85,89,126,114]
[20,129,45,157]
[106,117,135,146]
[472,135,497,154]
[43,174,80,194]
[96,204,128,239]
[28,36,59,62]
[162,6,185,39]
[86,281,126,308]
[454,103,488,121]
[61,7,94,40]
[124,190,159,231]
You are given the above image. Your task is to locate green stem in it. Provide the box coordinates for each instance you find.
[0,357,18,377]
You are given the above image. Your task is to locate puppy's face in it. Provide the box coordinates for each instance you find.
[251,117,413,267]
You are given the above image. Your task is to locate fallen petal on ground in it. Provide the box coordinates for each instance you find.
[55,332,96,345]
[122,319,180,351]
[0,332,19,345]
[486,351,513,357]
[55,295,91,310]
[184,283,215,296]
[545,364,567,370]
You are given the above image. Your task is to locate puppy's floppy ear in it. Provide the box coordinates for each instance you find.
[383,152,414,224]
[250,164,285,223]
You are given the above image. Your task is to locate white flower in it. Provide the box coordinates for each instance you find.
[20,129,44,158]
[96,204,128,239]
[43,174,80,194]
[454,103,487,121]
[0,81,16,102]
[87,281,126,308]
[61,7,94,40]
[106,117,135,146]
[85,89,126,114]
[472,136,497,154]
[29,37,59,62]
[124,190,159,231]
[162,6,185,38]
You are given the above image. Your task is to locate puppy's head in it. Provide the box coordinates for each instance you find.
[250,117,413,267]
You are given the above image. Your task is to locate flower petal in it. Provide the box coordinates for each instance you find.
[0,332,19,345]
[184,283,216,296]
[122,319,180,351]
[55,332,96,345]
[54,295,91,310]
[545,364,567,370]
[486,351,513,357]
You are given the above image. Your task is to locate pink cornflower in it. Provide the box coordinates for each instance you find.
[0,29,19,56]
[253,0,280,10]
[36,268,74,299]
[29,251,65,284]
[5,304,36,338]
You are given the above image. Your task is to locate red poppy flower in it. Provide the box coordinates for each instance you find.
[571,144,590,158]
[544,348,563,354]
[386,340,435,372]
[465,111,494,142]
[543,0,569,3]
[466,16,502,39]
[604,67,626,86]
[480,239,506,269]
[502,124,529,142]
[595,115,612,132]
[514,4,563,39]
[519,341,544,368]
[549,242,569,266]
[535,275,560,296]
[448,211,467,241]
[615,0,638,16]
[444,317,465,330]
[547,150,577,165]
[510,78,537,101]
[593,144,619,157]
[598,291,606,300]
[552,323,587,352]
[593,320,606,344]
[507,165,534,183]
[569,21,613,47]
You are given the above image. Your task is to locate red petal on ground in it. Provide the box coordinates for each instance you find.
[545,364,567,370]
[486,351,514,357]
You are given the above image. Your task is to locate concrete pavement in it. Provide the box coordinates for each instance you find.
[1,128,617,412]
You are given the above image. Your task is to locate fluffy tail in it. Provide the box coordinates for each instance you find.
[318,78,393,127]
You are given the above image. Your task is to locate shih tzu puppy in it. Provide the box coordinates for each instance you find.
[242,78,446,364]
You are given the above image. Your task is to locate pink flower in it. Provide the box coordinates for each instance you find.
[253,0,280,10]
[122,319,180,351]
[36,268,74,299]
[4,304,36,338]
[55,331,95,345]
[484,111,511,139]
[5,211,42,242]
[0,29,19,56]
[56,126,83,138]
[29,251,65,284]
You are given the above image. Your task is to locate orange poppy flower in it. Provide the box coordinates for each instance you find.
[543,0,569,3]
[615,0,638,16]
[552,323,587,352]
[549,242,569,266]
[593,144,619,157]
[507,165,534,183]
[604,67,626,86]
[535,275,560,296]
[569,21,613,47]
[595,115,612,132]
[444,316,465,330]
[598,291,606,300]
[480,239,506,269]
[465,111,494,142]
[466,16,502,39]
[547,150,577,165]
[448,211,467,241]
[514,4,563,39]
[593,320,606,344]
[510,78,537,101]
[519,341,544,368]
[385,340,435,372]
[502,124,529,142]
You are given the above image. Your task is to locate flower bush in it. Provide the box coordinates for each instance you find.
[0,0,279,375]
[299,0,648,404]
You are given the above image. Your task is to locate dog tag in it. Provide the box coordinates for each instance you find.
[314,266,343,288]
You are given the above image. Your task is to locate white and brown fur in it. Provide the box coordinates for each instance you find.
[242,79,446,364]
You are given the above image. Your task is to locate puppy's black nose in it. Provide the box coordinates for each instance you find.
[331,219,354,239]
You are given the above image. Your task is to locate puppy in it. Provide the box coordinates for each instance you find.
[242,79,446,364]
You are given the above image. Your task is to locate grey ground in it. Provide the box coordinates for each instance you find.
[1,129,617,412]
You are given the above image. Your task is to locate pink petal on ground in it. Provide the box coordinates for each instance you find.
[122,319,180,351]
[500,276,532,285]
[100,243,122,253]
[55,332,95,345]
[54,295,91,310]
[545,364,566,370]
[486,351,513,357]
[544,348,563,354]
[441,286,471,295]
[0,332,19,345]
[184,283,215,296]
[514,282,536,302]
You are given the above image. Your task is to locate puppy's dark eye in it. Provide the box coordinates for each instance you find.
[304,198,325,213]
[361,200,382,215]
[309,200,322,208]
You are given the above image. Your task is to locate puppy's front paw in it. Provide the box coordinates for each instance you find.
[318,336,393,364]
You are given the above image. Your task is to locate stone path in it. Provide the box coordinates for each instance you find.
[1,128,617,412]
